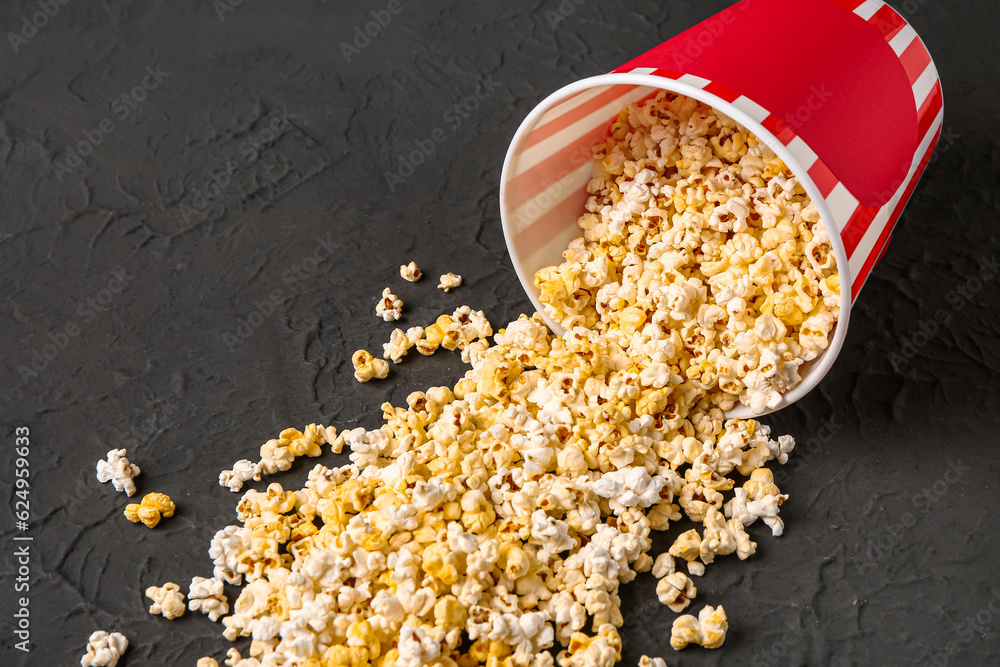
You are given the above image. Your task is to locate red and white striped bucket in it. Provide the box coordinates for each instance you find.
[500,0,943,415]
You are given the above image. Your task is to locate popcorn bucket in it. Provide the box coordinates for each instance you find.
[499,0,943,416]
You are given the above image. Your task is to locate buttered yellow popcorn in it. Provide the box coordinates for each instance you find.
[351,348,389,382]
[124,492,175,528]
[670,604,728,650]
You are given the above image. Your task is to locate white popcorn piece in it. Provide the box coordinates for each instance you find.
[671,604,728,650]
[656,571,697,612]
[95,449,140,496]
[146,581,186,619]
[80,630,128,667]
[376,287,403,322]
[197,659,219,667]
[219,459,262,493]
[651,552,676,579]
[638,656,667,667]
[437,272,462,291]
[747,494,787,536]
[188,576,229,622]
[400,261,423,282]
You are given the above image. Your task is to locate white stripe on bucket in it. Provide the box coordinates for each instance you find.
[912,61,938,108]
[853,0,882,21]
[824,182,860,233]
[848,109,944,279]
[730,95,770,124]
[515,87,653,175]
[889,25,918,56]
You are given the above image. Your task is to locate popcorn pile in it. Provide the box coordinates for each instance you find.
[146,92,839,665]
[535,91,840,414]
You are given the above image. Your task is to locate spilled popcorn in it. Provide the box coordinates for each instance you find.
[438,272,462,292]
[96,448,140,496]
[146,581,186,619]
[352,349,390,383]
[124,492,175,528]
[80,630,128,667]
[145,92,841,665]
[377,288,404,322]
[401,261,423,282]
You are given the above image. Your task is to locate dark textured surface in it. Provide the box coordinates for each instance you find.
[0,1,998,665]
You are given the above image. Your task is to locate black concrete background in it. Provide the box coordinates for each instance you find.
[0,1,998,665]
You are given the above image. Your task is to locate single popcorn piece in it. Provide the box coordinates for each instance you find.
[670,605,729,650]
[400,261,423,282]
[124,492,175,529]
[438,272,462,291]
[80,630,128,667]
[188,576,229,622]
[656,571,697,612]
[651,552,676,579]
[95,449,140,496]
[376,287,403,322]
[351,348,389,382]
[638,657,667,667]
[219,459,261,493]
[146,582,186,620]
[197,659,219,667]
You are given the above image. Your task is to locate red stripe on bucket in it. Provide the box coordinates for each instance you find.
[899,39,932,85]
[702,81,741,102]
[526,86,639,150]
[511,126,611,202]
[807,159,839,198]
[841,204,879,256]
[916,81,943,141]
[760,114,796,145]
[514,190,588,260]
